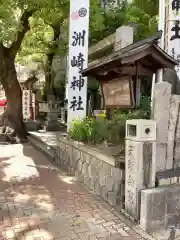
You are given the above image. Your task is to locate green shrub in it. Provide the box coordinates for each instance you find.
[68,118,89,143]
[69,117,108,144]
[69,95,151,145]
[107,110,128,144]
[140,95,151,118]
[107,96,151,144]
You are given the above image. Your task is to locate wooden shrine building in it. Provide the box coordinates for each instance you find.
[82,31,178,109]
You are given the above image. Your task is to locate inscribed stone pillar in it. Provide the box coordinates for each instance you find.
[61,108,65,123]
[125,120,156,220]
[175,115,180,167]
[152,82,172,171]
[46,95,60,130]
[167,95,180,169]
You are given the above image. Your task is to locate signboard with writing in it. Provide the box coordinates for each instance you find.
[22,90,30,119]
[32,93,35,120]
[101,76,134,108]
[125,140,139,219]
[67,0,90,130]
[164,0,180,76]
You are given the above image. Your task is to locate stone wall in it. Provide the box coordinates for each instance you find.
[55,135,125,210]
[140,185,180,232]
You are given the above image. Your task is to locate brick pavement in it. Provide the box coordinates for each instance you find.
[0,143,147,240]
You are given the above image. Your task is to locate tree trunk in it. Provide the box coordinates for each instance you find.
[0,11,32,142]
[0,54,28,141]
[45,52,54,90]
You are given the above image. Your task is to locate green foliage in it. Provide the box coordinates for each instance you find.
[0,0,69,44]
[9,0,159,81]
[124,0,158,40]
[69,94,151,145]
[16,0,159,66]
[90,0,158,44]
[0,0,159,61]
[69,117,108,144]
[0,0,159,96]
[89,2,127,44]
[16,18,52,65]
[133,0,158,17]
[140,95,151,118]
[107,95,151,143]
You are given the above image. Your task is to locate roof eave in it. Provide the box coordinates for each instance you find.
[152,44,178,65]
[82,46,178,78]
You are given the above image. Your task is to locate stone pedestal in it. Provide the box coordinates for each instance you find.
[125,120,156,220]
[61,108,65,123]
[47,112,58,121]
[46,94,61,131]
[25,120,41,131]
[46,111,60,131]
[175,108,180,167]
[167,95,180,169]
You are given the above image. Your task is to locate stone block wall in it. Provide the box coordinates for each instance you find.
[140,185,180,232]
[55,136,125,210]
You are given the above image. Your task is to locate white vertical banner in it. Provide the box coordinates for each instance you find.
[155,0,165,83]
[32,93,36,120]
[158,0,165,50]
[32,93,35,107]
[65,55,69,100]
[22,90,30,120]
[67,0,90,130]
[165,0,180,77]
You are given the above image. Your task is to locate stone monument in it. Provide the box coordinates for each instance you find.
[125,119,156,220]
[114,26,133,51]
[46,94,61,131]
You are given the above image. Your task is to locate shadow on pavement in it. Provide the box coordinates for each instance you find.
[0,143,106,240]
[0,142,142,240]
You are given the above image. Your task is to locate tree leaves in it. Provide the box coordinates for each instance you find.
[0,0,158,68]
[124,1,158,40]
[0,0,69,46]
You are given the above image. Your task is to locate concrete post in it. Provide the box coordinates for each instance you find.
[125,119,156,220]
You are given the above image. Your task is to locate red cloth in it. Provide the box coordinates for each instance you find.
[0,98,6,106]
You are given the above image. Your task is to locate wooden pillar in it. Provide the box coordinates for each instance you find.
[135,62,141,107]
[136,77,141,107]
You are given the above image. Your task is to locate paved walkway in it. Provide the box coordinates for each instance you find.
[0,143,149,240]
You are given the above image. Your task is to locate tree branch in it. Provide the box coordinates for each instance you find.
[0,43,4,60]
[0,42,9,57]
[10,11,33,57]
[18,50,48,55]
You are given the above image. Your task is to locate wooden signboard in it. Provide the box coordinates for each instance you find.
[101,76,134,108]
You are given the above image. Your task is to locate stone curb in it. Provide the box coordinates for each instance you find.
[28,133,155,240]
[28,134,57,162]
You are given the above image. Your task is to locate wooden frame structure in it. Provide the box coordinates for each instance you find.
[101,76,135,108]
